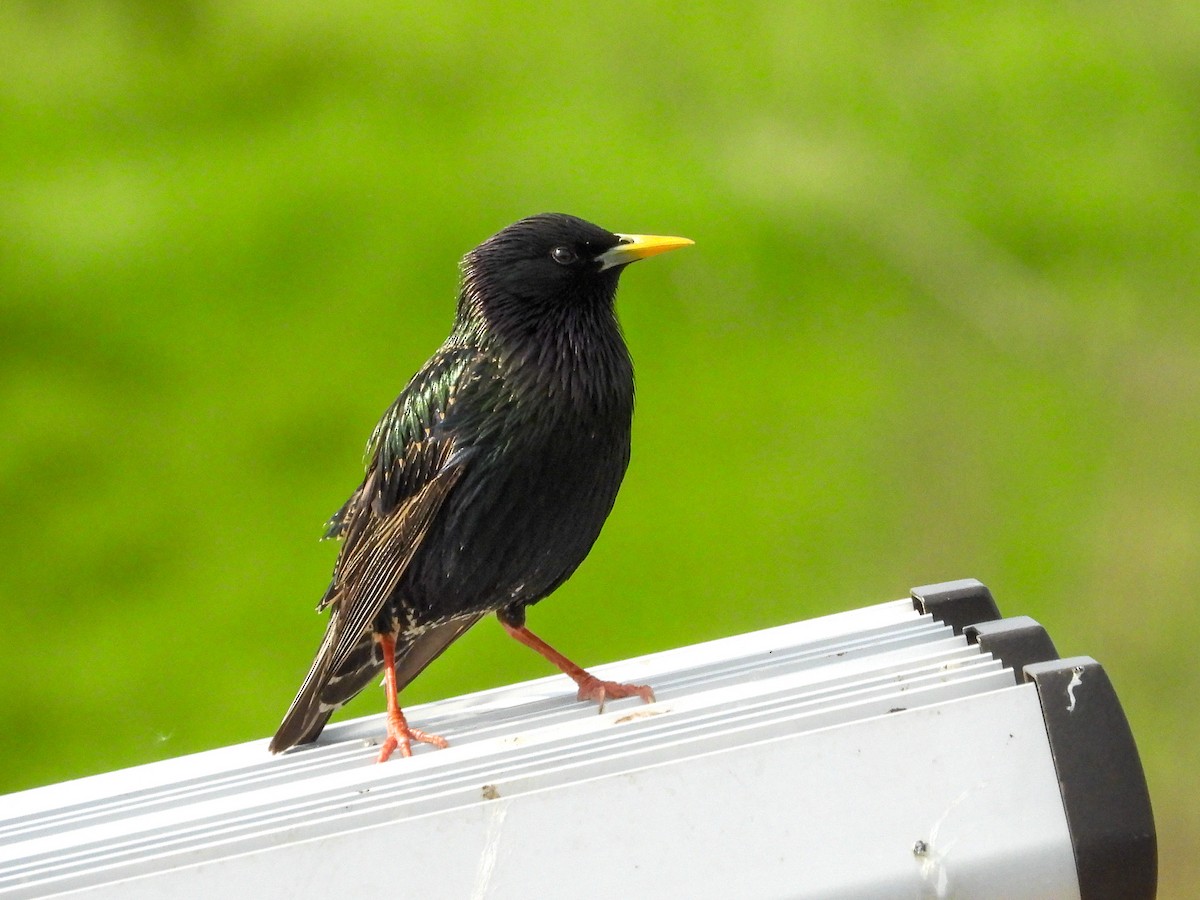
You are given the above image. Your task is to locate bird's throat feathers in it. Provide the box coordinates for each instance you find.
[454,270,634,418]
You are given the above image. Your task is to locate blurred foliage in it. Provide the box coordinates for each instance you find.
[2,0,1198,890]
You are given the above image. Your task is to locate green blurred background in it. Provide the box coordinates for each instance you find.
[3,0,1196,891]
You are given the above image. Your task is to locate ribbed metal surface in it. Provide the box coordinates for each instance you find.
[1,599,1022,898]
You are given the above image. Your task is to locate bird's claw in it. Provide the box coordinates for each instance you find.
[377,718,448,763]
[575,675,656,713]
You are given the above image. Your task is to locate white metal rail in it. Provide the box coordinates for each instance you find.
[0,580,1155,899]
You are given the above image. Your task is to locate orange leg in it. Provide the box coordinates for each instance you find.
[500,621,656,712]
[376,633,448,763]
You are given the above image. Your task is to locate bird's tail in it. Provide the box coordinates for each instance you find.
[269,611,486,754]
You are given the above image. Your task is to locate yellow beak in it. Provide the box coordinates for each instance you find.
[596,233,694,271]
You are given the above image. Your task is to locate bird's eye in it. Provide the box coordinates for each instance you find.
[550,246,577,265]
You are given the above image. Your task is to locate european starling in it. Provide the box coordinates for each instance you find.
[270,213,692,761]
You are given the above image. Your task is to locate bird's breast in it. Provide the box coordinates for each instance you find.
[395,390,631,623]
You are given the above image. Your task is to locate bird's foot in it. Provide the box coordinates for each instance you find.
[377,711,448,763]
[497,620,657,714]
[575,675,656,713]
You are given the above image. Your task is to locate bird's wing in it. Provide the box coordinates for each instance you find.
[270,349,483,753]
[326,465,463,664]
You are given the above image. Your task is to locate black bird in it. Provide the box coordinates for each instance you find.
[270,213,692,761]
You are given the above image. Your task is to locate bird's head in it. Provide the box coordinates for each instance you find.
[457,213,692,338]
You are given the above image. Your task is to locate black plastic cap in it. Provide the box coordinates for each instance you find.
[1024,657,1157,900]
[910,578,1002,635]
[965,616,1060,686]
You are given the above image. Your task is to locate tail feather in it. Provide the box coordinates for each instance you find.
[269,612,485,754]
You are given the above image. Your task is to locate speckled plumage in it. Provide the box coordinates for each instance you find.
[270,214,688,756]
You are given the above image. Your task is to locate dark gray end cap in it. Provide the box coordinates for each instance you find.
[910,578,1001,635]
[1024,656,1157,900]
[965,616,1060,686]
